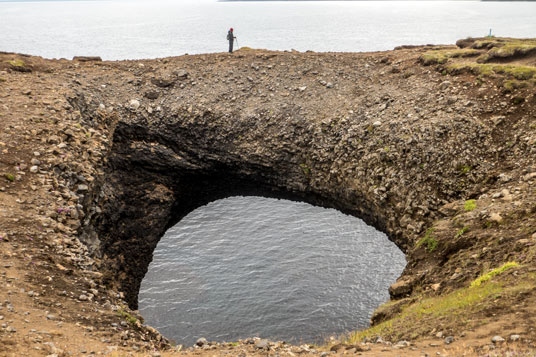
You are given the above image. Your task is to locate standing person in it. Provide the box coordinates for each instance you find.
[227,28,236,53]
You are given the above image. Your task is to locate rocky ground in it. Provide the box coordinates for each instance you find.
[1,38,536,356]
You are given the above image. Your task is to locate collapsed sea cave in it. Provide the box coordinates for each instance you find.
[84,115,408,310]
[67,51,506,322]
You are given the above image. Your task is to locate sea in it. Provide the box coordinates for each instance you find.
[1,0,534,346]
[0,0,535,60]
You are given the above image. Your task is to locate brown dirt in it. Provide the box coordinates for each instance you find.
[1,43,536,356]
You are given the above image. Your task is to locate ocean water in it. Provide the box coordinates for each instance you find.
[139,197,406,346]
[0,0,535,60]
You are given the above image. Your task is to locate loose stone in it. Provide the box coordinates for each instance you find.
[491,336,505,344]
[176,69,188,78]
[129,99,140,110]
[510,334,520,342]
[393,340,410,349]
[439,81,451,90]
[255,339,269,349]
[489,213,503,224]
[196,337,207,347]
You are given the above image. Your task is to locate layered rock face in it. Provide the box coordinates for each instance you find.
[65,50,535,310]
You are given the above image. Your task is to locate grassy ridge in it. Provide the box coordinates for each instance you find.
[345,264,528,344]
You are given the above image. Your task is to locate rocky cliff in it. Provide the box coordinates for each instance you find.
[1,41,536,355]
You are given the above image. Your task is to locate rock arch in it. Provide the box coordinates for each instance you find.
[70,50,516,311]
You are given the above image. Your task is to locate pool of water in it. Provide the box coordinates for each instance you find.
[139,196,406,346]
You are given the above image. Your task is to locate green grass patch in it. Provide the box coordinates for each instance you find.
[346,318,395,343]
[472,37,536,52]
[459,164,472,174]
[455,226,469,239]
[346,280,504,344]
[117,309,138,325]
[345,272,535,344]
[464,199,477,212]
[503,79,530,92]
[502,65,536,80]
[471,262,519,287]
[481,38,536,60]
[419,49,480,65]
[416,228,438,252]
[6,59,26,67]
[439,38,536,82]
[4,173,15,182]
[446,63,536,81]
[472,39,499,50]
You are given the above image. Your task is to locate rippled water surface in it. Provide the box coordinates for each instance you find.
[0,0,535,60]
[139,197,406,346]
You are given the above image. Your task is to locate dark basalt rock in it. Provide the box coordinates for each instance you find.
[73,56,103,62]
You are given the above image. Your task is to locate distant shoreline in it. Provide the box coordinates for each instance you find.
[2,0,535,2]
[218,0,536,2]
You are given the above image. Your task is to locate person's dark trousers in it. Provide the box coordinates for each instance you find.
[229,40,233,53]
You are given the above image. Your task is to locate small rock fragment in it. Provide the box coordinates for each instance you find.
[489,213,503,224]
[510,334,520,342]
[73,56,102,62]
[491,335,505,344]
[393,340,410,349]
[176,69,188,78]
[129,99,140,110]
[255,339,269,349]
[144,91,159,100]
[439,81,451,90]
